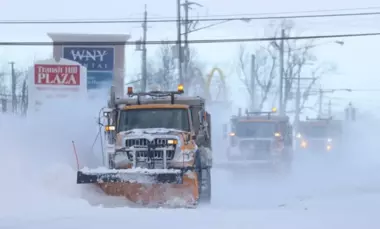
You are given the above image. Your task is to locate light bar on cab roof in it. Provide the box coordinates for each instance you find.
[177,84,184,93]
[127,87,133,95]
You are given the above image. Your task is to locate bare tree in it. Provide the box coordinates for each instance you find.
[237,20,336,113]
[149,43,206,95]
[237,44,277,111]
[151,43,176,90]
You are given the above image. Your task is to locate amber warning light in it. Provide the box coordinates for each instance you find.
[127,87,133,95]
[178,84,184,93]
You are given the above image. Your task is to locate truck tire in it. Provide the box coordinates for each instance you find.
[195,150,202,204]
[200,168,212,203]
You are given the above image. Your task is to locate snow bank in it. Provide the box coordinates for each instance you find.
[0,91,108,216]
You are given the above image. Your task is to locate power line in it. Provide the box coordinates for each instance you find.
[190,6,380,18]
[120,6,380,20]
[0,31,379,45]
[1,11,380,24]
[2,6,380,23]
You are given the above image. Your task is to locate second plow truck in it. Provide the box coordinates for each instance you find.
[296,116,343,154]
[219,108,293,173]
[77,85,212,207]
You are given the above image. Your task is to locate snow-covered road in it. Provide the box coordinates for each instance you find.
[1,102,380,229]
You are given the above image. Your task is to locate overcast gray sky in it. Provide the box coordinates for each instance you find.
[1,0,380,113]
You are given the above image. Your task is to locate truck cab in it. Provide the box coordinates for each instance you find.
[77,85,213,205]
[296,117,342,153]
[223,108,293,169]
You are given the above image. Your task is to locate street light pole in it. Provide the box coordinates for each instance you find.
[288,76,315,137]
[279,29,285,115]
[250,54,256,111]
[176,0,183,85]
[318,88,323,117]
[9,61,16,113]
[141,5,148,92]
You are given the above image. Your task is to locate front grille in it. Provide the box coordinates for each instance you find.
[308,140,327,150]
[239,140,272,160]
[127,150,175,160]
[125,138,172,148]
[125,137,176,162]
[239,140,271,151]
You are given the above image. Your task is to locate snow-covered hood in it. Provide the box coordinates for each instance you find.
[118,128,188,141]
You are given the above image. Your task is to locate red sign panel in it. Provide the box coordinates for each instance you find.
[34,64,80,86]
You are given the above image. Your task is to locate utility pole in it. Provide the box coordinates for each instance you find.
[278,29,285,115]
[183,0,189,87]
[180,0,202,88]
[292,76,314,136]
[141,5,148,92]
[9,61,16,113]
[250,54,256,111]
[328,100,332,117]
[295,74,302,134]
[176,0,183,85]
[318,88,323,117]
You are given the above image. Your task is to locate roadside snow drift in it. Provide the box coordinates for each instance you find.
[1,94,380,228]
[0,96,108,216]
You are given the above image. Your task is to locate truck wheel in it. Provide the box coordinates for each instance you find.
[200,168,212,203]
[195,150,202,203]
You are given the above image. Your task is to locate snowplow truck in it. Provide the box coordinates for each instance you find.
[221,108,293,172]
[76,84,212,207]
[296,117,342,153]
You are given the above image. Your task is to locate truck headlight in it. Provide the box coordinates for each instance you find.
[327,138,332,143]
[301,140,307,148]
[167,139,178,145]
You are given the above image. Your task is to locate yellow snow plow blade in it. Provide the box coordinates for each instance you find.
[77,168,199,207]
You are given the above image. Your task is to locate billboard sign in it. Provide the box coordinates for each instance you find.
[63,47,114,71]
[87,71,113,90]
[28,58,87,113]
[34,64,80,85]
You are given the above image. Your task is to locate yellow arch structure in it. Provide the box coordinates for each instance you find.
[206,67,227,102]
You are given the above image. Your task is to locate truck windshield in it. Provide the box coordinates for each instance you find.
[235,122,277,138]
[118,108,190,132]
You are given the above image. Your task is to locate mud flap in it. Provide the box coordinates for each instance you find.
[77,169,183,184]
